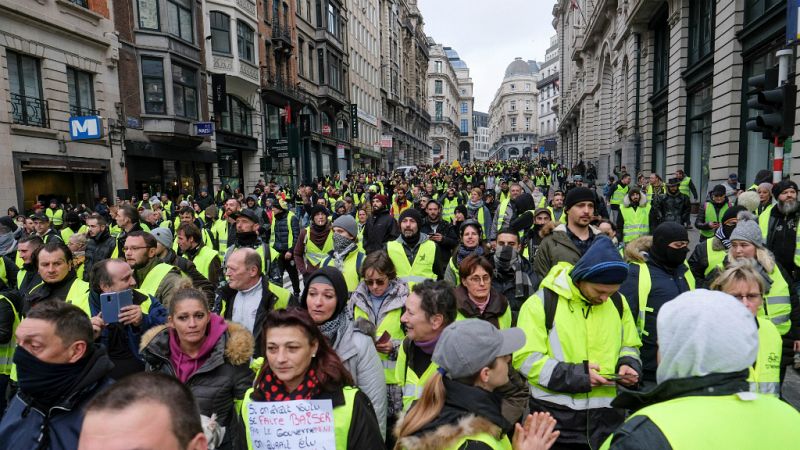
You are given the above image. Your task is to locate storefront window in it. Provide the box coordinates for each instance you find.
[742,52,776,185]
[687,84,712,199]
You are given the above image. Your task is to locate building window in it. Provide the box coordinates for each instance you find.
[328,54,341,90]
[689,0,714,65]
[434,61,442,73]
[652,108,667,177]
[510,84,515,91]
[137,0,159,30]
[172,62,197,119]
[210,12,231,54]
[460,102,468,113]
[435,101,443,120]
[460,119,468,135]
[308,44,315,80]
[326,3,340,38]
[433,144,441,155]
[69,0,88,7]
[526,117,531,131]
[526,100,531,110]
[510,100,516,111]
[510,117,516,129]
[686,84,712,198]
[221,95,252,136]
[141,57,165,114]
[167,0,193,43]
[67,68,95,116]
[298,38,305,76]
[745,0,783,25]
[434,80,442,94]
[317,49,325,84]
[652,11,669,94]
[237,21,255,63]
[7,50,46,127]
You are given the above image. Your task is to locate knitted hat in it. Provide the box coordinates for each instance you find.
[729,211,763,248]
[373,194,389,207]
[150,227,173,249]
[754,169,773,186]
[569,236,629,285]
[309,205,328,220]
[772,180,798,199]
[399,208,423,226]
[721,205,747,224]
[332,214,358,239]
[565,187,595,210]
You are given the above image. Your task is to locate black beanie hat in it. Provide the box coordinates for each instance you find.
[721,205,747,223]
[399,207,423,225]
[772,180,798,200]
[754,169,772,186]
[300,267,349,320]
[454,205,468,217]
[565,187,595,210]
[309,205,328,219]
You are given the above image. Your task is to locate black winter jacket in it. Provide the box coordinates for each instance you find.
[140,322,255,450]
[269,210,300,254]
[652,192,690,227]
[363,208,398,253]
[84,228,116,282]
[213,276,285,357]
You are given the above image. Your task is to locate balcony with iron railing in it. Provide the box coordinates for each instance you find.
[68,0,88,7]
[260,66,304,103]
[10,93,49,128]
[271,20,293,47]
[69,105,100,117]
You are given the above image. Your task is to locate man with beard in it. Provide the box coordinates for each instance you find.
[533,187,601,278]
[149,228,214,302]
[619,222,694,386]
[390,186,412,220]
[652,178,691,229]
[547,190,566,224]
[440,187,461,223]
[16,235,43,300]
[25,241,91,315]
[363,194,399,253]
[123,231,182,308]
[688,205,746,287]
[176,223,221,290]
[571,176,609,219]
[268,198,300,297]
[765,181,800,284]
[213,198,240,257]
[83,214,116,282]
[421,200,458,272]
[293,205,334,282]
[617,187,652,244]
[495,182,523,232]
[386,208,445,287]
[0,301,113,450]
[492,229,538,323]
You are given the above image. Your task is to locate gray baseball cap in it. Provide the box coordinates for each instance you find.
[433,319,526,379]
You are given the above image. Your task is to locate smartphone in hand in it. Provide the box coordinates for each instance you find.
[100,289,134,323]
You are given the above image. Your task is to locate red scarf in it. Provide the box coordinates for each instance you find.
[251,367,322,401]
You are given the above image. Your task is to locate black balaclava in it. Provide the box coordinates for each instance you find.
[650,222,689,269]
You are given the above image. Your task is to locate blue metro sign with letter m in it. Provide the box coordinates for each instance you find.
[69,116,103,140]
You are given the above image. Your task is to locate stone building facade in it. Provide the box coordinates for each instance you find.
[426,40,473,164]
[488,57,541,160]
[0,0,124,210]
[555,0,798,201]
[379,0,430,169]
[537,34,560,159]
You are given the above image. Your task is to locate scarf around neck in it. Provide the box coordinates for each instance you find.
[456,244,484,266]
[251,366,322,401]
[318,308,347,344]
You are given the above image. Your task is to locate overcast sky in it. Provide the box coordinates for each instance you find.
[418,0,557,112]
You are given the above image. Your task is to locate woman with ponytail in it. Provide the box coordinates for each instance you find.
[241,308,384,450]
[394,319,558,450]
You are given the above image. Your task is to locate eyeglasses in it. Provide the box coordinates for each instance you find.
[365,277,388,287]
[466,275,491,285]
[123,246,148,252]
[732,293,762,302]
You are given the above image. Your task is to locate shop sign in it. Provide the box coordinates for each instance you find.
[194,122,215,137]
[322,124,332,135]
[69,116,103,140]
[337,144,345,159]
[380,135,393,148]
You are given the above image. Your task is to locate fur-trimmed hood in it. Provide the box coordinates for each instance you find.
[623,191,648,207]
[139,320,254,366]
[624,236,652,263]
[396,414,505,450]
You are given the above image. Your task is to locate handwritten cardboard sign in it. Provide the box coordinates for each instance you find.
[247,399,336,450]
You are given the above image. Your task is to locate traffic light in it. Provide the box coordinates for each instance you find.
[746,67,797,139]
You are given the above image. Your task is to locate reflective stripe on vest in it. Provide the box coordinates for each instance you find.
[620,204,651,243]
[749,317,782,396]
[701,203,728,238]
[386,240,437,288]
[354,306,404,384]
[635,262,695,337]
[763,265,792,335]
[241,386,358,450]
[0,296,20,375]
[139,263,175,297]
[304,228,333,268]
[192,246,220,280]
[395,342,439,411]
[496,197,511,231]
[611,185,628,205]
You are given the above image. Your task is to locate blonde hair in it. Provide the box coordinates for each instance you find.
[69,232,88,250]
[709,259,767,296]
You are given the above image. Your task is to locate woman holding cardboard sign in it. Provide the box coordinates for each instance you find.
[241,308,384,450]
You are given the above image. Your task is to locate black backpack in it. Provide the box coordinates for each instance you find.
[542,287,624,333]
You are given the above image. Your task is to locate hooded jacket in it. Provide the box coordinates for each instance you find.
[83,228,116,282]
[533,223,601,279]
[396,377,511,450]
[619,237,693,383]
[0,347,114,450]
[140,321,254,450]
